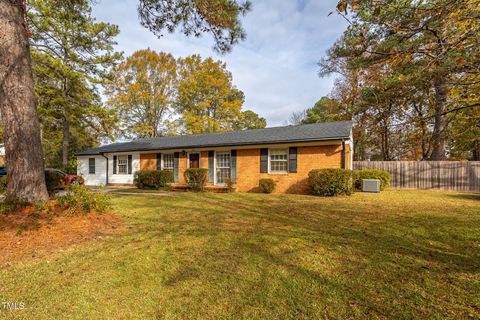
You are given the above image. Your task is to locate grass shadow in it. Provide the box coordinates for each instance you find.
[446,193,480,201]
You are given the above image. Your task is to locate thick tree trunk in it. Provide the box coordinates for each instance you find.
[430,76,447,160]
[421,125,428,160]
[474,139,480,161]
[62,115,69,167]
[0,0,49,201]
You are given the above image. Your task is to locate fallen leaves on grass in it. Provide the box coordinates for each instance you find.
[0,201,122,266]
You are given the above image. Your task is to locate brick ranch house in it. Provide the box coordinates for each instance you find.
[76,121,353,194]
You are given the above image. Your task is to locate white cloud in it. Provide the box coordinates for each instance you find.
[92,0,348,126]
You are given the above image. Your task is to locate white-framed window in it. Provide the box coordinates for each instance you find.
[269,149,288,173]
[216,151,231,184]
[117,155,128,174]
[163,153,174,171]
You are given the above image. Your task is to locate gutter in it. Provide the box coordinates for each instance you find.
[100,153,109,185]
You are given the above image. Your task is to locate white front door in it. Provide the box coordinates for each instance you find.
[215,151,231,185]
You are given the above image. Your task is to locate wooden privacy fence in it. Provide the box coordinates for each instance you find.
[353,161,480,192]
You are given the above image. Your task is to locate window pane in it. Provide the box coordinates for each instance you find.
[271,161,287,172]
[216,168,230,184]
[269,149,288,172]
[118,156,128,174]
[216,152,230,168]
[163,154,174,170]
[216,152,231,184]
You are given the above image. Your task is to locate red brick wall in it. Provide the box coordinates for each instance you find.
[200,151,209,170]
[236,144,344,194]
[138,143,350,194]
[140,153,156,170]
[178,153,187,184]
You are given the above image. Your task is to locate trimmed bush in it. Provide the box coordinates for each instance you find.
[0,176,7,193]
[309,169,353,196]
[259,178,276,193]
[45,170,64,196]
[134,170,174,190]
[353,169,391,191]
[184,168,208,191]
[59,184,111,215]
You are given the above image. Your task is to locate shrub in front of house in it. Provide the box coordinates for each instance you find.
[184,168,208,191]
[134,170,174,190]
[259,178,276,193]
[309,168,353,196]
[353,169,391,191]
[59,184,111,215]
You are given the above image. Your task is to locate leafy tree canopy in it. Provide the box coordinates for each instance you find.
[28,0,122,167]
[106,50,266,137]
[302,97,346,124]
[105,49,177,138]
[320,0,480,160]
[235,110,267,130]
[176,54,263,134]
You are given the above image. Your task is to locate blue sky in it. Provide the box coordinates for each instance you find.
[92,0,348,126]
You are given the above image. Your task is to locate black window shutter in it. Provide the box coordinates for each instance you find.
[289,147,297,173]
[113,155,117,174]
[208,151,214,182]
[230,150,237,182]
[128,155,133,174]
[260,148,268,173]
[173,152,179,182]
[157,153,162,171]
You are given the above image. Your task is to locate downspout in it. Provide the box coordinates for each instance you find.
[341,139,346,169]
[101,153,109,185]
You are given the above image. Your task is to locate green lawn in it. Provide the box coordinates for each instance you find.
[1,190,479,319]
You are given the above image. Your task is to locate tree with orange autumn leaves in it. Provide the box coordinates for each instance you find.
[106,50,265,138]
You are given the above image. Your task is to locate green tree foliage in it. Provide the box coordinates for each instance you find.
[137,0,251,53]
[32,51,117,167]
[28,0,122,167]
[322,0,480,160]
[235,110,267,130]
[105,49,177,138]
[302,97,346,124]
[1,0,251,201]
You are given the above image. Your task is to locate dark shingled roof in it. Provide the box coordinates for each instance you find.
[77,121,353,156]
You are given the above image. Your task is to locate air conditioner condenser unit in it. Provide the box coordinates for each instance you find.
[362,179,381,193]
